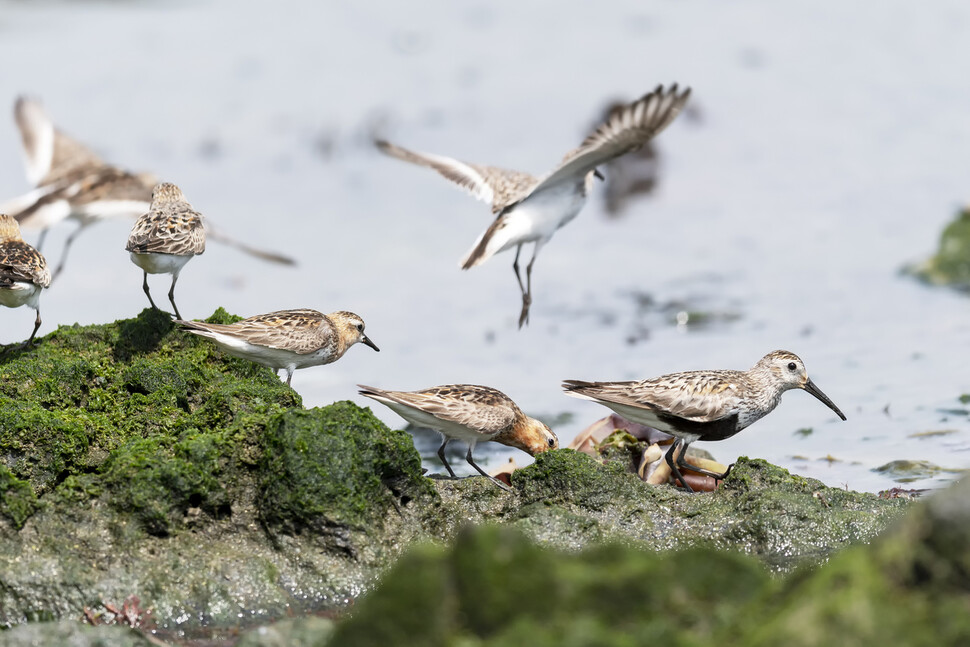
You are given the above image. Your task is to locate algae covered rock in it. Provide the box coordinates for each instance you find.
[324,476,970,646]
[0,309,433,629]
[0,309,914,634]
[908,207,970,291]
[327,523,773,647]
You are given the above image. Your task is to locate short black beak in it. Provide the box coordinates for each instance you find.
[362,335,380,352]
[593,169,605,181]
[803,379,846,420]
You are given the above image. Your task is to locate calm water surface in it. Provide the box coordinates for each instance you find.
[1,1,969,492]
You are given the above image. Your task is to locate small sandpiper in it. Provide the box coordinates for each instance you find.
[2,97,294,277]
[377,84,690,328]
[179,309,379,386]
[0,214,50,346]
[126,183,205,320]
[357,383,559,491]
[563,350,846,492]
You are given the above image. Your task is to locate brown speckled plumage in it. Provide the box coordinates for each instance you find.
[0,214,50,344]
[564,350,846,492]
[3,97,293,276]
[126,183,206,257]
[179,310,378,387]
[358,383,558,491]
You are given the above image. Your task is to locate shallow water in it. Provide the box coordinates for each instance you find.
[1,0,968,492]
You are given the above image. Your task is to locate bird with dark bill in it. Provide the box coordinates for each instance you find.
[358,383,558,491]
[376,83,690,328]
[0,214,50,346]
[563,350,846,492]
[179,309,378,387]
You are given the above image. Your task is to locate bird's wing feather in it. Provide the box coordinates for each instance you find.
[0,240,50,288]
[125,204,206,256]
[367,384,519,434]
[376,139,536,210]
[564,371,742,424]
[527,84,690,197]
[181,309,328,354]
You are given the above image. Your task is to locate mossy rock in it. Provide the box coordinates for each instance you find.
[258,402,437,547]
[0,310,915,632]
[328,524,773,646]
[907,207,970,291]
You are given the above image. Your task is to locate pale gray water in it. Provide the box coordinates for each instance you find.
[1,0,969,492]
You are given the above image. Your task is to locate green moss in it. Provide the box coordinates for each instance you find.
[257,402,436,537]
[0,308,302,531]
[908,207,970,291]
[101,433,230,536]
[329,524,772,647]
[0,465,38,529]
[512,449,647,509]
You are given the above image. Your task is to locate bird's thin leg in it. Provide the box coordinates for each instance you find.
[675,448,733,481]
[465,444,512,492]
[21,308,42,348]
[142,271,160,311]
[51,224,85,281]
[285,367,294,386]
[664,440,694,493]
[512,244,527,298]
[35,228,48,252]
[436,437,457,478]
[167,272,181,320]
[518,242,541,328]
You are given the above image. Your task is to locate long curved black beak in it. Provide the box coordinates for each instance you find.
[593,169,605,181]
[361,335,380,352]
[804,379,846,420]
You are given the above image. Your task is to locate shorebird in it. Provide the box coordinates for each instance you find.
[563,350,847,492]
[358,383,558,491]
[376,83,690,327]
[126,183,205,320]
[1,96,294,279]
[0,214,50,346]
[179,309,378,386]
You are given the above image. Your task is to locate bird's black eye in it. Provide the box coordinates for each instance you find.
[356,323,363,332]
[787,362,797,371]
[547,437,555,447]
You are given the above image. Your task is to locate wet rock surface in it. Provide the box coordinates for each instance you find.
[0,310,911,641]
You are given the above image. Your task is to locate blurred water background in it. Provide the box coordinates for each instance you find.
[1,0,969,492]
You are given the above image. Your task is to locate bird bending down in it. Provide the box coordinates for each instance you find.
[376,83,691,327]
[1,96,295,279]
[358,383,558,491]
[178,309,378,386]
[563,350,846,492]
[0,214,51,346]
[125,183,205,320]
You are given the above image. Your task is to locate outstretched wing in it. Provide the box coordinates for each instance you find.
[376,139,536,212]
[527,84,690,198]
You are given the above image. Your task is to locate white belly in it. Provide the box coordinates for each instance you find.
[0,282,42,310]
[508,182,588,242]
[129,252,192,275]
[204,332,333,371]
